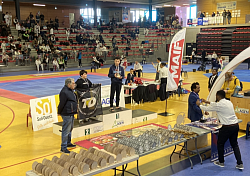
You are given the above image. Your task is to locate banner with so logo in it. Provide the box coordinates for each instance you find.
[30,96,58,131]
[167,28,186,91]
[76,84,103,119]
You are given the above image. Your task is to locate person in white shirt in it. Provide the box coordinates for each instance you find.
[52,58,59,70]
[13,16,18,25]
[2,52,9,66]
[45,44,51,53]
[4,12,9,26]
[151,57,161,81]
[158,62,168,84]
[34,23,40,36]
[1,40,6,54]
[50,27,54,35]
[133,61,142,78]
[144,28,149,36]
[7,34,13,42]
[16,22,21,36]
[139,44,143,55]
[197,90,243,170]
[191,50,196,64]
[66,29,70,41]
[35,58,43,71]
[9,12,12,26]
[102,45,107,61]
[212,51,217,59]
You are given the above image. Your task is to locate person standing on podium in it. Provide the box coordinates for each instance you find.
[75,70,93,123]
[108,57,125,112]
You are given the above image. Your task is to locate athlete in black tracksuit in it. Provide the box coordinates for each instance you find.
[108,58,124,111]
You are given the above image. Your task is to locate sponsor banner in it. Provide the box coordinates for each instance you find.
[235,106,249,114]
[76,84,103,119]
[197,18,203,25]
[101,85,125,108]
[192,18,198,25]
[211,132,234,161]
[187,19,192,25]
[217,1,237,11]
[103,110,132,131]
[208,47,250,102]
[132,113,157,124]
[167,28,186,91]
[203,17,209,25]
[30,96,58,131]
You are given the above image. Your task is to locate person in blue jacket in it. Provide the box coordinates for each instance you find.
[108,57,125,112]
[188,82,205,122]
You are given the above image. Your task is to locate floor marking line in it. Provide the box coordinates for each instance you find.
[0,103,15,134]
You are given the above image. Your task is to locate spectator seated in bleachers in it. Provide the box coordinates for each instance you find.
[42,55,49,70]
[2,52,9,66]
[58,56,65,71]
[52,58,59,71]
[50,35,56,44]
[133,61,142,78]
[35,58,43,71]
[7,33,13,42]
[22,31,29,42]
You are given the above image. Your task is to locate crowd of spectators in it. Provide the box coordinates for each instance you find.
[1,11,179,70]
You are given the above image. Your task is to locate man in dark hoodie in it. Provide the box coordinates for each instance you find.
[58,78,77,153]
[108,57,125,112]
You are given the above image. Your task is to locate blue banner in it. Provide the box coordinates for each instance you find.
[211,132,234,161]
[197,18,203,25]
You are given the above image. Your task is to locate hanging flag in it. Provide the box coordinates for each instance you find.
[76,84,103,119]
[167,28,186,91]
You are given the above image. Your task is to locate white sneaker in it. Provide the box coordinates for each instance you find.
[99,68,101,69]
[64,69,65,71]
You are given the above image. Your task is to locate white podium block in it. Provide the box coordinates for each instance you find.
[132,109,157,124]
[53,119,103,139]
[94,107,132,131]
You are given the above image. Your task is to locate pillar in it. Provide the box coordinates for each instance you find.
[93,0,97,27]
[15,0,20,20]
[149,0,152,22]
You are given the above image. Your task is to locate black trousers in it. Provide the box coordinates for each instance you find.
[161,78,167,84]
[78,59,82,66]
[217,124,243,165]
[134,70,142,78]
[110,83,122,108]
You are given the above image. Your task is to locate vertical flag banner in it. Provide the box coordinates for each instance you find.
[30,96,58,131]
[76,84,103,119]
[167,28,186,91]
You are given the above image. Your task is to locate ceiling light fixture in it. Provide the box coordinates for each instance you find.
[33,4,46,6]
[183,4,189,5]
[192,2,196,3]
[164,5,171,6]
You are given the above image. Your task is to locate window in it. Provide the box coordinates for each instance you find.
[152,10,156,22]
[190,5,197,19]
[80,8,101,23]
